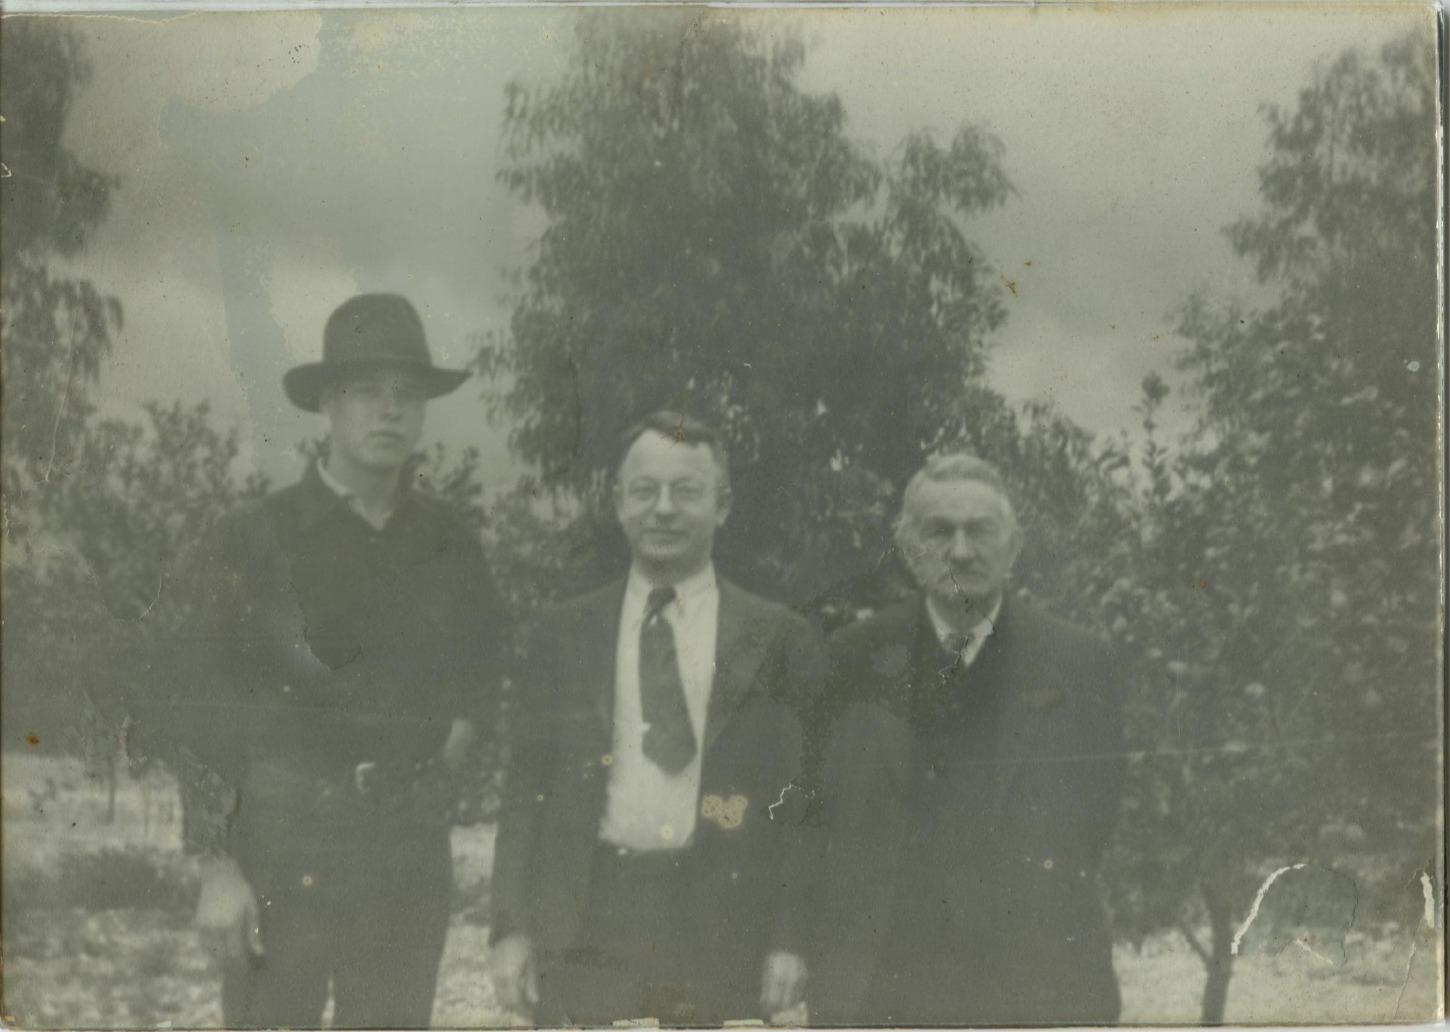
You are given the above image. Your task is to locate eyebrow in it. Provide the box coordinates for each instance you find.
[923,516,999,529]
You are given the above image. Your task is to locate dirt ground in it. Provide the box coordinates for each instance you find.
[3,753,1440,1028]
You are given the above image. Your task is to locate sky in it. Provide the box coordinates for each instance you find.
[40,2,1438,490]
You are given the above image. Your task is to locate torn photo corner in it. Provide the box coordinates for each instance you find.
[1,2,1443,1029]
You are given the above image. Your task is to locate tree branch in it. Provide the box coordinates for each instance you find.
[1178,921,1211,965]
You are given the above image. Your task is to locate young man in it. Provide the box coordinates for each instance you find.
[176,293,506,1027]
[811,453,1126,1026]
[489,411,823,1026]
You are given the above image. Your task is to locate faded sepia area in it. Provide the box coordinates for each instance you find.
[1,4,1442,1028]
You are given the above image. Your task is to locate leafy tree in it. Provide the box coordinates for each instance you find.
[1,16,128,765]
[9,412,498,817]
[482,10,1013,606]
[1,18,122,545]
[1084,32,1440,1021]
[484,19,1440,1022]
[2,402,266,830]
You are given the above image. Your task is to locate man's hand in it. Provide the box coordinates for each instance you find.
[760,950,808,1022]
[490,933,540,1015]
[195,857,263,959]
[442,717,477,773]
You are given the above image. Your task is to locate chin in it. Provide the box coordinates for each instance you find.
[364,448,409,469]
[933,586,989,610]
[641,547,688,566]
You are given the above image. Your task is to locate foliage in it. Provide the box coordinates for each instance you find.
[1,19,122,543]
[0,16,1437,1026]
[2,403,267,759]
[1084,32,1441,1020]
[0,24,254,770]
[482,10,1013,605]
[410,442,492,536]
[484,478,598,613]
[483,21,1439,1022]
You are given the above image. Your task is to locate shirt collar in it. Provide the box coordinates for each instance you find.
[315,461,397,531]
[626,562,718,606]
[925,593,1001,653]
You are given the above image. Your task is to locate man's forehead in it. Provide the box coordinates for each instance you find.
[909,478,1012,520]
[620,431,717,479]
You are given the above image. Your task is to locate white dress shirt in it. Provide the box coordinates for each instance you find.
[598,564,719,851]
[925,593,1002,672]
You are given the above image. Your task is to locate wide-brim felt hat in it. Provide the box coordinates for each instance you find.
[283,293,470,413]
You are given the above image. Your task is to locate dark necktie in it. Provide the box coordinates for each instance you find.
[640,586,697,774]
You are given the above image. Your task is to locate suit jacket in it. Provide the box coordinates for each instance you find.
[491,576,826,982]
[811,594,1125,1025]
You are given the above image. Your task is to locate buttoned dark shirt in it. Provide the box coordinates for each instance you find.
[174,464,505,788]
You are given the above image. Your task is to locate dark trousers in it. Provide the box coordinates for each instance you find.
[538,844,758,1027]
[223,760,454,1028]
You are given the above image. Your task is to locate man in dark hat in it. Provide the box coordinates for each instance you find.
[173,294,507,1027]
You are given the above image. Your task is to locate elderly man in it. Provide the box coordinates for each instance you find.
[174,294,506,1026]
[811,453,1125,1026]
[490,411,823,1026]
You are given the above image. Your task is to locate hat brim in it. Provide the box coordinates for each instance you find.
[283,361,470,413]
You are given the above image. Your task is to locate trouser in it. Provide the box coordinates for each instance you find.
[222,759,454,1028]
[537,843,759,1027]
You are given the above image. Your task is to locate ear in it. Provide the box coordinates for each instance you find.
[714,491,731,529]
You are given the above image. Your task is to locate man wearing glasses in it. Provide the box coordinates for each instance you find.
[490,410,823,1025]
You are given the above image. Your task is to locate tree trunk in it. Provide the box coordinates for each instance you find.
[106,748,118,824]
[1200,882,1235,1024]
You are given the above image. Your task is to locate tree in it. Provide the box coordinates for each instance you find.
[1088,32,1440,1021]
[1,16,128,765]
[0,20,512,835]
[1,402,266,828]
[482,10,1012,606]
[1,18,122,546]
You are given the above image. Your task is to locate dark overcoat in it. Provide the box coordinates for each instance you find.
[811,595,1126,1026]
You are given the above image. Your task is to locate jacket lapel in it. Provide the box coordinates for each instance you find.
[701,580,771,757]
[571,580,627,736]
[985,602,1062,810]
[585,577,768,758]
[864,598,930,724]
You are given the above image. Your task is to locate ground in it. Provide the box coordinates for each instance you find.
[2,753,1440,1028]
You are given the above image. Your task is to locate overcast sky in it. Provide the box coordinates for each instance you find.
[48,3,1434,489]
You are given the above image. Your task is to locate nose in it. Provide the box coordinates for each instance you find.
[379,388,403,419]
[653,486,678,517]
[947,528,974,562]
